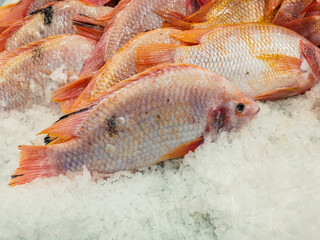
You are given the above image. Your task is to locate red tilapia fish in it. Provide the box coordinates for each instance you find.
[0,34,96,111]
[0,0,111,32]
[283,0,320,46]
[271,0,314,25]
[77,0,202,77]
[161,0,272,30]
[9,64,259,186]
[0,0,112,52]
[52,28,183,113]
[137,23,320,100]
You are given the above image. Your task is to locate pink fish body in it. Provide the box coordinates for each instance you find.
[10,64,259,186]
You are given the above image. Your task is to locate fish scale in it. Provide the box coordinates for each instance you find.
[9,64,259,186]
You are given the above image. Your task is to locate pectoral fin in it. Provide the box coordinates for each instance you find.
[253,86,299,101]
[151,137,204,165]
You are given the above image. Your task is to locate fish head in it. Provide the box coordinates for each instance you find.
[206,84,260,137]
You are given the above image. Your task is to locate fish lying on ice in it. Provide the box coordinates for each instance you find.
[137,23,320,100]
[51,28,183,113]
[9,63,259,186]
[0,34,96,111]
[0,0,112,52]
[76,0,200,77]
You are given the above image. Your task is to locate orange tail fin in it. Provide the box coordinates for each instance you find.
[51,75,93,113]
[302,0,320,17]
[284,16,320,46]
[79,0,111,6]
[156,9,192,30]
[136,43,180,72]
[73,15,105,40]
[0,0,33,29]
[9,145,60,187]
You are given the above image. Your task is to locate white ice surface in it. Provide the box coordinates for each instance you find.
[0,1,320,239]
[0,83,319,240]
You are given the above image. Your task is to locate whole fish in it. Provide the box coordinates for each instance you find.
[9,64,259,186]
[77,0,201,77]
[0,0,110,32]
[161,0,272,30]
[137,23,320,100]
[0,0,112,52]
[0,34,96,111]
[272,0,313,25]
[51,28,183,113]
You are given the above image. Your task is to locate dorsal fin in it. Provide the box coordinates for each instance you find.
[38,107,93,142]
[70,64,197,112]
[96,0,131,22]
[184,0,218,23]
[0,17,29,52]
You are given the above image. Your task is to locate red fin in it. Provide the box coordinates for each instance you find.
[9,145,60,187]
[136,43,181,73]
[254,86,299,101]
[273,0,309,25]
[300,40,320,79]
[284,16,320,46]
[170,28,213,44]
[0,0,33,29]
[51,75,93,112]
[38,106,93,141]
[152,137,204,164]
[96,0,131,22]
[0,18,27,52]
[302,0,320,17]
[79,0,111,6]
[184,0,218,23]
[73,15,104,41]
[157,9,189,30]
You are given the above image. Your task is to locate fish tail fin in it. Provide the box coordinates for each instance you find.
[0,0,33,29]
[284,16,320,46]
[79,0,111,6]
[96,0,131,22]
[51,75,93,113]
[0,18,26,52]
[300,39,320,80]
[9,145,59,187]
[73,15,105,41]
[302,0,320,17]
[136,43,180,72]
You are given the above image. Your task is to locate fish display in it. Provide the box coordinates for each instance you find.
[52,28,183,112]
[0,0,112,52]
[9,64,260,186]
[161,0,272,30]
[137,23,320,100]
[0,0,318,187]
[0,34,96,110]
[77,0,193,77]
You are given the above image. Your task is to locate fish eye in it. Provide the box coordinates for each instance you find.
[236,103,245,113]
